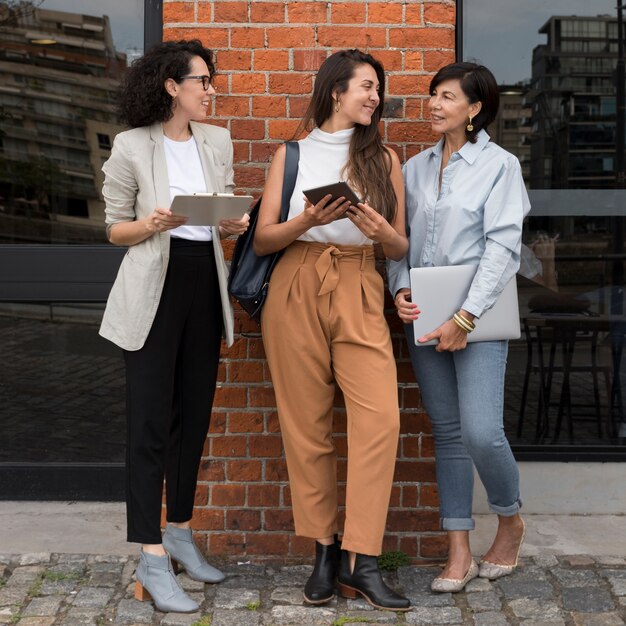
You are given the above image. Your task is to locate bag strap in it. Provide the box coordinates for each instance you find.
[280,141,300,222]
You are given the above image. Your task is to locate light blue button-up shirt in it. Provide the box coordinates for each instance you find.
[387,130,531,318]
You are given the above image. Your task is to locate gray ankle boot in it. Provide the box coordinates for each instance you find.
[163,524,225,583]
[134,550,199,613]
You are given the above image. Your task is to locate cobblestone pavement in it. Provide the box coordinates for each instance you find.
[1,553,626,625]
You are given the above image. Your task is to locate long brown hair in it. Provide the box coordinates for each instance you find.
[294,49,397,223]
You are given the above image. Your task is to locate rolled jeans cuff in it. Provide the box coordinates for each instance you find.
[489,497,522,517]
[441,517,475,531]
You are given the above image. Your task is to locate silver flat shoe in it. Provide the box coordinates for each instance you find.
[430,559,479,593]
[478,520,526,580]
[135,550,199,613]
[163,524,225,583]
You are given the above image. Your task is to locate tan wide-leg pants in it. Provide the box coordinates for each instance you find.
[261,241,400,556]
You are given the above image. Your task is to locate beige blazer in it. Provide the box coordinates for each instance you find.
[99,121,235,351]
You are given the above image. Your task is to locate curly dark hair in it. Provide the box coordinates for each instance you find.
[119,40,215,128]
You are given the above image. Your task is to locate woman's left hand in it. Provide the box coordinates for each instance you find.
[219,213,250,237]
[418,318,468,352]
[347,203,396,245]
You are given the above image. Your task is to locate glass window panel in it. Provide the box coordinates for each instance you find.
[464,0,626,451]
[0,0,143,244]
[0,303,125,463]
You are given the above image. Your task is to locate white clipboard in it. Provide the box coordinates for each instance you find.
[170,193,253,226]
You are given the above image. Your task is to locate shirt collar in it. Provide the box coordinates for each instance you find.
[429,129,491,164]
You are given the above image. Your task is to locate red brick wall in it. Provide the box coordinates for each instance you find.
[163,0,456,562]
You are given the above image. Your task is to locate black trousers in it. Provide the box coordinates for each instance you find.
[123,239,223,544]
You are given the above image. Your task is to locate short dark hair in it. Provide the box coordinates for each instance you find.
[429,62,499,143]
[119,40,215,128]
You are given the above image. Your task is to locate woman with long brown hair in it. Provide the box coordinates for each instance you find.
[254,49,410,611]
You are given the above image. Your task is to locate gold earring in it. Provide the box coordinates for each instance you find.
[334,99,340,113]
[466,116,474,132]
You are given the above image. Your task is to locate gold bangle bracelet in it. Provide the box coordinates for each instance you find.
[452,314,472,333]
[454,312,475,330]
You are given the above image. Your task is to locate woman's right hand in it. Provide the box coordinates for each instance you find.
[301,194,352,228]
[146,207,188,233]
[394,288,420,324]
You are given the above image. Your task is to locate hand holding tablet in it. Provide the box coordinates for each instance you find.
[303,181,362,220]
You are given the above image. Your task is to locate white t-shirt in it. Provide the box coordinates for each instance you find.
[164,135,212,241]
[290,127,372,246]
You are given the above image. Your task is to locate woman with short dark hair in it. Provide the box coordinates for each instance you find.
[389,62,529,593]
[100,40,248,613]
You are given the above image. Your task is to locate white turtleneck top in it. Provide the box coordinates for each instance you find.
[289,127,372,246]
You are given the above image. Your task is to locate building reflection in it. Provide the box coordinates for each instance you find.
[0,1,127,243]
[489,13,625,446]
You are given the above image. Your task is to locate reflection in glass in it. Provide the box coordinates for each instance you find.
[0,303,125,463]
[0,0,142,244]
[465,1,625,448]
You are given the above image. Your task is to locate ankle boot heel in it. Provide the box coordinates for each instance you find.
[337,582,358,599]
[134,581,152,602]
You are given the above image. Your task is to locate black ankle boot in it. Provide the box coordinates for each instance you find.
[337,550,411,611]
[303,536,340,604]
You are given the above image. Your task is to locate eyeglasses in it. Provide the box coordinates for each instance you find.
[179,75,212,90]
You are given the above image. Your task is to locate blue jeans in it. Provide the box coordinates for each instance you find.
[405,325,522,531]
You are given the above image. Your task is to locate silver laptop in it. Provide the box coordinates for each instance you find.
[409,265,520,346]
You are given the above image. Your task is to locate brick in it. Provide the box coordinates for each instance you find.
[213,386,247,408]
[390,27,455,50]
[249,386,277,407]
[245,533,289,555]
[265,458,289,481]
[215,49,251,71]
[234,166,266,189]
[388,75,428,96]
[247,338,267,358]
[249,435,283,457]
[287,2,327,24]
[208,532,246,555]
[233,140,252,162]
[402,436,420,458]
[248,484,280,507]
[331,3,365,24]
[389,485,401,507]
[293,49,327,71]
[288,96,310,118]
[372,49,403,71]
[193,27,230,48]
[214,1,248,23]
[425,3,456,25]
[368,3,403,24]
[198,459,225,482]
[399,535,419,559]
[227,459,262,481]
[231,27,265,48]
[420,484,439,507]
[423,49,455,72]
[228,411,264,433]
[231,73,266,95]
[163,2,195,23]
[421,435,435,458]
[317,26,386,48]
[226,509,261,531]
[266,412,281,433]
[387,121,437,143]
[394,460,437,482]
[212,435,247,457]
[211,484,246,507]
[253,95,287,117]
[192,508,224,531]
[230,119,265,142]
[290,534,315,557]
[420,534,448,559]
[405,4,424,26]
[194,483,209,506]
[405,51,423,72]
[267,26,315,48]
[209,413,226,435]
[251,2,285,23]
[402,485,419,508]
[250,142,275,164]
[405,98,423,119]
[254,50,290,71]
[387,510,440,532]
[264,509,295,531]
[196,3,212,22]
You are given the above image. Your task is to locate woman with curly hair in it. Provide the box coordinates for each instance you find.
[100,40,248,613]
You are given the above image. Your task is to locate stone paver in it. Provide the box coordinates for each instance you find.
[0,553,623,624]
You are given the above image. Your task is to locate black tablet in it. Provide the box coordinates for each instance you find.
[302,181,362,219]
